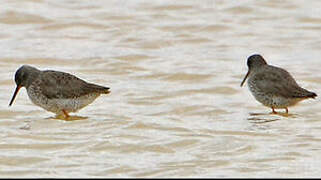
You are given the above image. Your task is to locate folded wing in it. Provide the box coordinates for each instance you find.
[252,66,316,99]
[40,71,110,99]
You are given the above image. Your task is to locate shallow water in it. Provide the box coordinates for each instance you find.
[0,0,321,178]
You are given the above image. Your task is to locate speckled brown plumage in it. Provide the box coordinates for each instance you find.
[9,65,110,118]
[39,70,110,99]
[241,54,317,114]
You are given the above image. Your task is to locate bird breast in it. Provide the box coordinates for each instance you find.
[27,85,100,113]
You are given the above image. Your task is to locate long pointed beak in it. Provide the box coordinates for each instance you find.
[9,85,22,106]
[240,70,250,87]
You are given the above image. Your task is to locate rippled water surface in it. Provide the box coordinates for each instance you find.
[0,0,321,178]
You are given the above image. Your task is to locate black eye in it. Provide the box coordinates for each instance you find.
[22,72,27,79]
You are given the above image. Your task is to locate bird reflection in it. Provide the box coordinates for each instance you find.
[47,115,89,121]
[247,112,297,123]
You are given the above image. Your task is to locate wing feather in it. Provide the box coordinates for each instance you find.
[40,71,110,99]
[251,66,313,98]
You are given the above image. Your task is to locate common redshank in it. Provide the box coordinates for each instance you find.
[241,54,317,114]
[9,65,110,118]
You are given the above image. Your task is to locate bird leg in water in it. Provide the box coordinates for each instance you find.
[271,107,277,114]
[62,109,70,119]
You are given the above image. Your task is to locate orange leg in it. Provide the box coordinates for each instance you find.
[62,109,70,119]
[271,107,277,114]
[285,108,289,114]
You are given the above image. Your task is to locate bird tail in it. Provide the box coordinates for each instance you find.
[307,91,317,99]
[291,88,317,99]
[101,87,111,94]
[86,83,111,94]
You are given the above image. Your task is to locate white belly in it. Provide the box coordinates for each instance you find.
[27,87,100,114]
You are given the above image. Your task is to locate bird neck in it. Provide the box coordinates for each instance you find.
[25,70,41,89]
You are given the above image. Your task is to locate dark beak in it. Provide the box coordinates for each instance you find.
[240,70,250,87]
[9,85,22,106]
